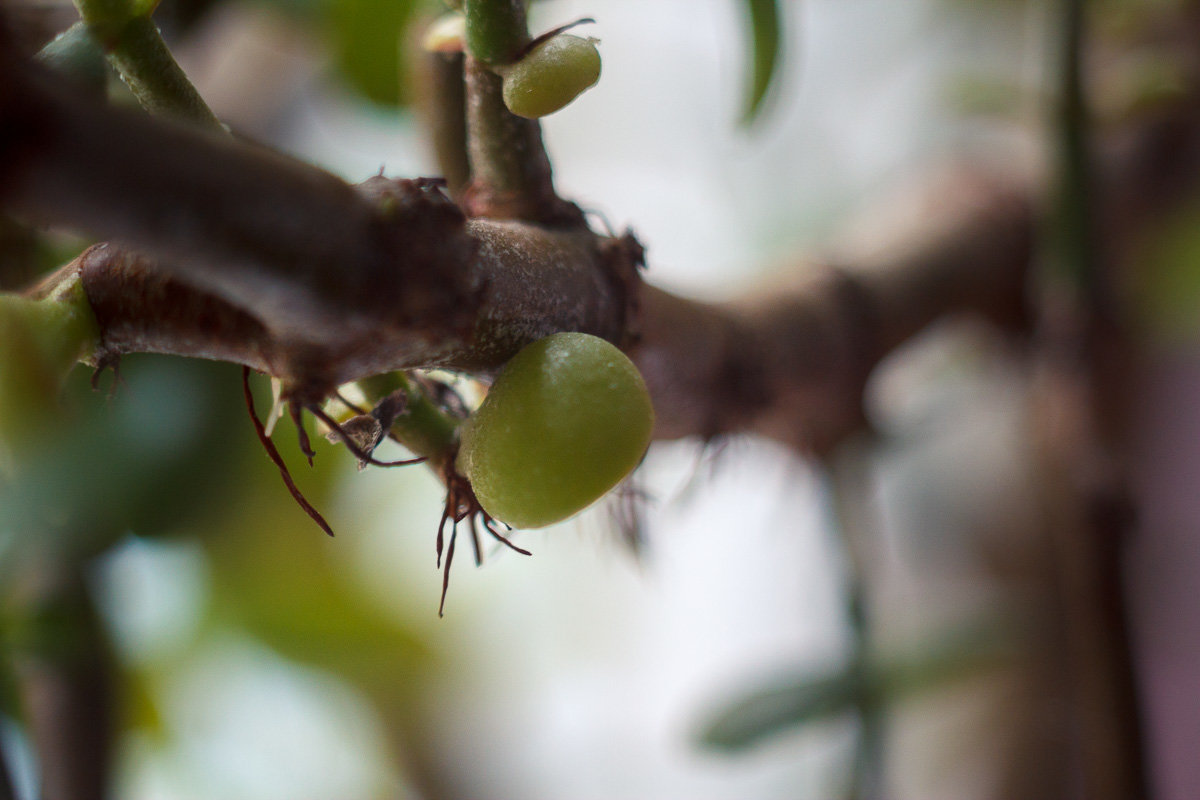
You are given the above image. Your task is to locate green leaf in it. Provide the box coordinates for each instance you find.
[699,669,861,751]
[326,0,422,106]
[696,621,1013,752]
[739,0,782,125]
[0,358,253,563]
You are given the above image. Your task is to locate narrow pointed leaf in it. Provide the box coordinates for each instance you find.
[699,671,860,751]
[697,621,1013,751]
[740,0,782,124]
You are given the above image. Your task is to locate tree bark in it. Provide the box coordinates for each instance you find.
[3,43,1200,452]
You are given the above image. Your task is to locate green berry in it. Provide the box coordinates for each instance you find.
[501,34,601,119]
[457,332,653,529]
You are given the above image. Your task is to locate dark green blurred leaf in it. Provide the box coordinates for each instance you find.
[699,669,860,750]
[326,0,422,106]
[1136,200,1200,343]
[739,0,781,124]
[0,357,251,564]
[697,620,1013,752]
[120,667,169,740]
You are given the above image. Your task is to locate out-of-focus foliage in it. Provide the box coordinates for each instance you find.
[697,620,1013,751]
[202,475,436,688]
[1,355,444,791]
[0,359,251,562]
[321,0,423,105]
[1135,202,1200,344]
[206,0,430,106]
[738,0,780,124]
[945,75,1026,119]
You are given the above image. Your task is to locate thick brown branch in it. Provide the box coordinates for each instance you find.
[8,48,1200,451]
[65,216,633,396]
[64,184,1030,452]
[0,55,477,344]
[638,181,1033,451]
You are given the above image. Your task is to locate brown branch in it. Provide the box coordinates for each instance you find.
[414,46,471,196]
[62,180,1030,453]
[12,564,115,800]
[60,213,633,397]
[638,181,1033,452]
[0,54,478,347]
[6,44,1200,452]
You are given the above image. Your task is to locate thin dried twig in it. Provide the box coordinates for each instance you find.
[242,366,334,537]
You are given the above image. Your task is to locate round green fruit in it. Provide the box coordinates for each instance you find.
[456,332,654,529]
[501,34,601,119]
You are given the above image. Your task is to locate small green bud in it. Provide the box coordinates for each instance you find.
[501,34,601,119]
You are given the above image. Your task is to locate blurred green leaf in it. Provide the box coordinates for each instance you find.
[0,357,252,565]
[697,620,1013,752]
[201,456,435,692]
[120,667,168,740]
[739,0,781,124]
[699,669,860,751]
[1136,200,1200,343]
[325,0,423,106]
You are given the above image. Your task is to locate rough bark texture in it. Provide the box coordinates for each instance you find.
[0,51,1034,450]
[1,57,478,344]
[1,31,1198,453]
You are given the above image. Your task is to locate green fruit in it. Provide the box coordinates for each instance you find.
[457,332,653,529]
[501,34,601,119]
